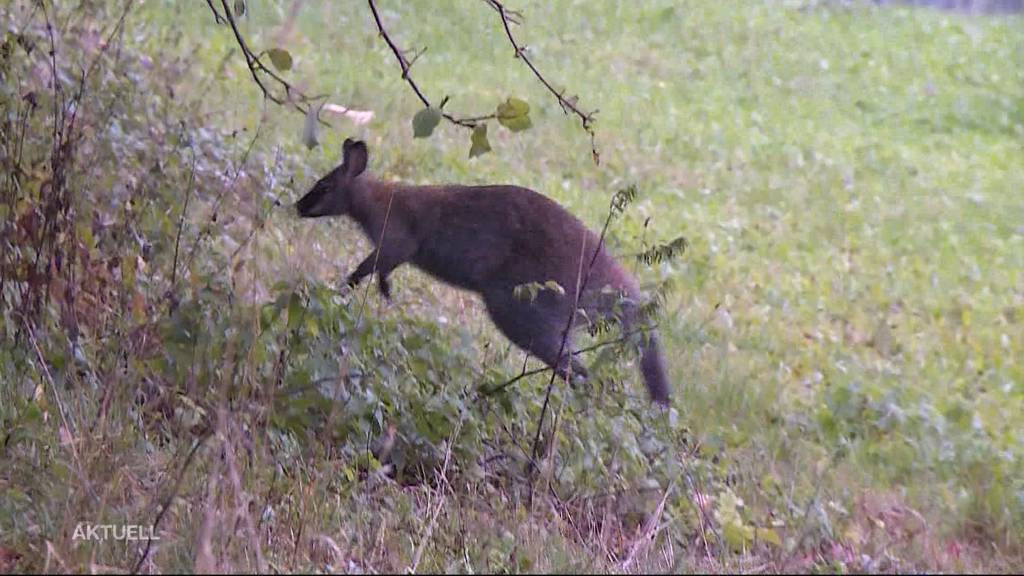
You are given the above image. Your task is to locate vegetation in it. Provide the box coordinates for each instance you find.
[1,0,1021,572]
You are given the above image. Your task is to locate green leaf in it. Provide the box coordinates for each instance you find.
[542,280,566,296]
[412,107,442,138]
[469,123,491,158]
[496,97,532,132]
[513,283,537,302]
[267,48,293,72]
[513,280,565,303]
[233,0,246,17]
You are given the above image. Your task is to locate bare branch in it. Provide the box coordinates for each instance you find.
[482,0,523,24]
[367,0,598,159]
[180,112,267,281]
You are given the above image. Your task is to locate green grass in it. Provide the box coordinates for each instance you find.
[3,0,1023,572]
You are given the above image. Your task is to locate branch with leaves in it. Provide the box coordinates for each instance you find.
[366,0,484,130]
[207,0,326,120]
[209,0,598,161]
[477,321,663,399]
[370,0,598,161]
[366,0,540,159]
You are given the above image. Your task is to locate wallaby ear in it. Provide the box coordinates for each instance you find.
[342,140,368,178]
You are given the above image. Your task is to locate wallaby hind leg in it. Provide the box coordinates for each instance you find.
[483,289,587,383]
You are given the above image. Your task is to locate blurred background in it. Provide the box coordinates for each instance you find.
[882,0,1022,13]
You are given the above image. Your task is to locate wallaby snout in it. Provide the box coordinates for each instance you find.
[295,177,333,218]
[298,138,672,405]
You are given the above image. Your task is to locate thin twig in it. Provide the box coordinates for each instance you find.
[366,0,485,129]
[132,430,212,574]
[679,454,719,564]
[21,316,90,498]
[484,0,600,164]
[181,113,267,280]
[479,323,661,398]
[221,413,267,573]
[482,403,532,464]
[77,0,135,98]
[354,190,397,326]
[529,191,625,468]
[408,422,460,573]
[169,133,197,292]
[210,0,327,122]
[205,0,225,24]
[619,481,675,570]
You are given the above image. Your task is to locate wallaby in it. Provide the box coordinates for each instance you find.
[295,139,671,405]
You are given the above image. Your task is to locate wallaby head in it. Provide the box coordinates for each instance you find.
[295,138,369,218]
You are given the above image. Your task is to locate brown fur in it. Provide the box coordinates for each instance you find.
[296,139,670,405]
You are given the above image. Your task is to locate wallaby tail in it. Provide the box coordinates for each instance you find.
[615,290,671,405]
[640,331,671,406]
[594,262,671,405]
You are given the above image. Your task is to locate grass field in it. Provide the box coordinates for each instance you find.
[2,0,1022,572]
